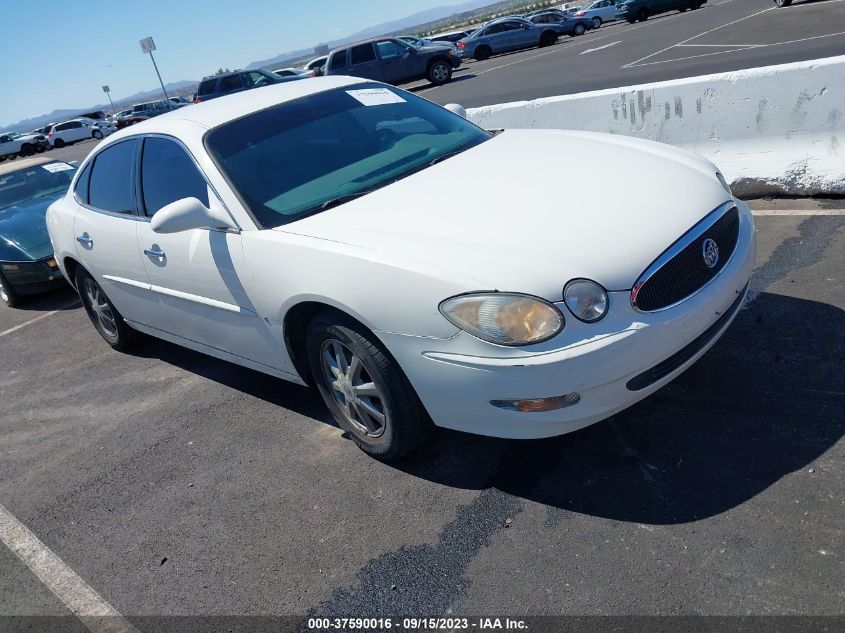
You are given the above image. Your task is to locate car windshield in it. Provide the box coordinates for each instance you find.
[205,83,490,229]
[0,161,76,210]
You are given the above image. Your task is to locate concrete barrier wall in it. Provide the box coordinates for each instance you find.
[466,55,845,197]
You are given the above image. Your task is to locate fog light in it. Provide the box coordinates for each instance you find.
[2,264,20,272]
[46,258,58,269]
[491,392,580,413]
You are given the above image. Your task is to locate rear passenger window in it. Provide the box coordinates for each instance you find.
[220,74,242,92]
[88,140,138,214]
[350,44,376,64]
[140,137,209,216]
[74,162,92,204]
[329,50,348,71]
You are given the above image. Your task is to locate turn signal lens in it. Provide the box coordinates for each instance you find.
[491,393,581,412]
[439,293,564,346]
[563,279,609,323]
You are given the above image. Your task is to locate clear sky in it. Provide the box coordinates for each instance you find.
[1,0,455,127]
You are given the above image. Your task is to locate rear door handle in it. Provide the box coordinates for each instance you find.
[76,234,93,246]
[144,246,166,258]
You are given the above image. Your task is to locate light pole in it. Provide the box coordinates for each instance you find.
[102,85,116,116]
[139,36,171,107]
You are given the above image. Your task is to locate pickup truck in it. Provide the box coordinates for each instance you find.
[325,37,460,86]
[0,132,49,162]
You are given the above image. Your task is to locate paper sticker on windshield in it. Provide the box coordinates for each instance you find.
[346,88,406,106]
[42,162,73,173]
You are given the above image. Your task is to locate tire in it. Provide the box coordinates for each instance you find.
[637,8,650,21]
[0,155,6,162]
[690,0,703,7]
[76,268,138,351]
[306,311,432,460]
[474,45,492,61]
[774,0,792,5]
[19,144,34,157]
[0,272,22,308]
[539,30,557,47]
[592,16,602,28]
[574,23,587,36]
[54,138,65,148]
[427,60,452,85]
[627,16,637,23]
[92,129,103,139]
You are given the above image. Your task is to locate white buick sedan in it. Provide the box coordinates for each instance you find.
[47,77,755,459]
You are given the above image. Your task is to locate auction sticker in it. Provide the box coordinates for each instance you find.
[346,88,406,106]
[42,162,74,173]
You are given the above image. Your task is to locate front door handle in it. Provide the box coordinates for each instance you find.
[144,246,166,258]
[76,234,93,246]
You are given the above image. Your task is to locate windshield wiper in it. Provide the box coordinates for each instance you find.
[318,189,375,212]
[429,149,466,166]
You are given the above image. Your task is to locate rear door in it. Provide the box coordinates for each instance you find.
[348,43,383,81]
[218,73,245,96]
[326,49,349,75]
[72,138,158,325]
[505,20,535,49]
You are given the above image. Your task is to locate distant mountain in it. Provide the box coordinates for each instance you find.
[3,80,198,132]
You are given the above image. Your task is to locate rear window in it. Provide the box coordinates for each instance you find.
[89,140,138,214]
[198,79,216,95]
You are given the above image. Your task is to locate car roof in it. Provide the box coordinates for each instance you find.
[0,156,68,177]
[101,75,368,139]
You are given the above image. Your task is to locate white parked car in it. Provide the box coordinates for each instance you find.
[46,77,755,460]
[45,119,101,147]
[75,117,117,137]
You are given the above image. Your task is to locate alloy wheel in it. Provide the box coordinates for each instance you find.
[83,277,118,338]
[431,63,449,83]
[320,338,388,438]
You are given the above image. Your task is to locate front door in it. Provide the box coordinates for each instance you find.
[376,40,415,83]
[134,136,286,371]
[72,138,158,325]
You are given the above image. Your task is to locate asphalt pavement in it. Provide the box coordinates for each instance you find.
[1,214,843,629]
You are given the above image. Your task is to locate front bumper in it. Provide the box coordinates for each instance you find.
[378,200,756,439]
[1,257,67,295]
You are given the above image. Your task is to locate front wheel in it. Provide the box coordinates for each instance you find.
[427,60,452,85]
[307,312,432,460]
[592,17,603,28]
[0,272,22,308]
[574,23,587,35]
[92,129,103,139]
[474,45,491,61]
[637,8,650,20]
[76,268,138,350]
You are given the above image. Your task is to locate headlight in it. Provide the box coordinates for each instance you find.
[439,292,564,346]
[563,279,608,323]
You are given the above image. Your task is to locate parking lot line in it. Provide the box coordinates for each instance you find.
[622,6,774,68]
[0,300,79,339]
[0,502,137,633]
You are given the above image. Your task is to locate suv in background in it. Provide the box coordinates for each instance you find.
[115,101,173,129]
[194,69,305,103]
[325,38,460,86]
[616,0,704,22]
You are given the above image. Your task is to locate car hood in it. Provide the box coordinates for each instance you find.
[276,129,731,299]
[0,193,60,261]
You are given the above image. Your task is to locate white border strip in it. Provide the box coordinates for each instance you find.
[0,502,138,633]
[103,274,256,316]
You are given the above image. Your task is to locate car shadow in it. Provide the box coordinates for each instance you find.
[406,74,478,92]
[11,285,79,312]
[393,291,845,524]
[126,290,843,525]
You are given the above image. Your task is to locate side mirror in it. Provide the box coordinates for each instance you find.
[444,103,467,118]
[151,197,238,234]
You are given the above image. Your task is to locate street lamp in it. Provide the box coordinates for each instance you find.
[139,36,172,107]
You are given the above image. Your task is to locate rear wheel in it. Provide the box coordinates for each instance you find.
[427,60,452,85]
[92,129,103,139]
[573,23,587,35]
[637,8,650,21]
[0,272,22,308]
[592,16,603,28]
[539,30,557,46]
[307,312,432,460]
[76,268,138,350]
[54,138,65,148]
[474,45,492,60]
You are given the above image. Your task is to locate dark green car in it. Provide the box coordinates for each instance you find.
[0,157,75,307]
[616,0,705,22]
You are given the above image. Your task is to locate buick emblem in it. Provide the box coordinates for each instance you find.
[702,238,719,269]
